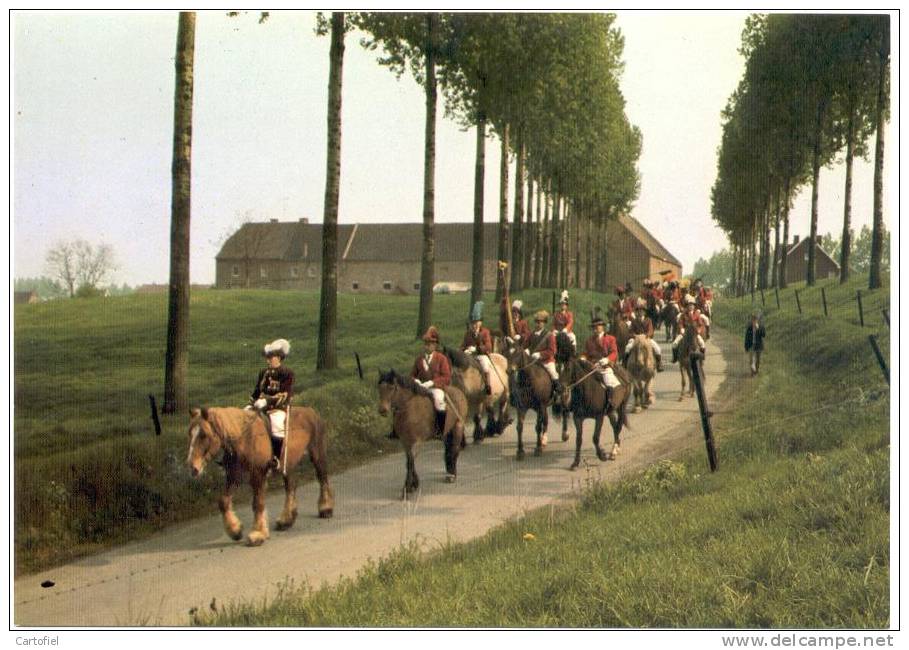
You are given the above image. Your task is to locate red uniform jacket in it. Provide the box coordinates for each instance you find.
[527,328,557,363]
[630,315,654,338]
[553,310,574,332]
[410,351,452,388]
[679,309,706,336]
[461,327,493,355]
[584,333,618,365]
[514,318,532,347]
[252,365,294,410]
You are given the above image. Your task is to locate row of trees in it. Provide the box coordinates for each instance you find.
[348,13,642,341]
[162,12,642,411]
[710,13,889,296]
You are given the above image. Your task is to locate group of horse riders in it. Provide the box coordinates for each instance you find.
[246,276,716,470]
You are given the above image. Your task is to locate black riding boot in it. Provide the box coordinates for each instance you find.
[435,410,447,437]
[551,379,563,399]
[656,354,664,372]
[672,347,678,364]
[268,436,283,471]
[386,429,398,440]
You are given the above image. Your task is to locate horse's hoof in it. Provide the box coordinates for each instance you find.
[633,406,642,413]
[318,508,333,519]
[516,449,525,461]
[597,450,609,462]
[445,474,457,483]
[540,433,548,447]
[246,532,267,547]
[678,396,684,402]
[534,446,543,457]
[569,462,580,471]
[275,519,291,531]
[561,432,570,442]
[226,527,243,541]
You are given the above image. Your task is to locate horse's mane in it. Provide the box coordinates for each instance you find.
[378,368,424,393]
[555,331,574,364]
[443,345,475,371]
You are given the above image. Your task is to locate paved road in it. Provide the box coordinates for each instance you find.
[14,328,740,627]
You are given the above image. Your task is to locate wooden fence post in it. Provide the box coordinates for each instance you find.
[760,289,765,307]
[552,291,556,316]
[689,351,718,472]
[882,308,889,328]
[795,289,802,315]
[149,394,162,436]
[774,288,780,309]
[856,290,865,327]
[821,287,828,317]
[868,335,889,385]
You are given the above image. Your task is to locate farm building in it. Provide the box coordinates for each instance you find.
[780,235,840,284]
[214,215,682,294]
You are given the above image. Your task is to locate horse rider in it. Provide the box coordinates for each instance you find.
[612,286,634,326]
[671,295,708,362]
[624,298,664,372]
[553,291,577,350]
[410,326,453,436]
[582,316,622,399]
[527,309,562,395]
[503,298,532,351]
[462,301,495,395]
[249,338,294,472]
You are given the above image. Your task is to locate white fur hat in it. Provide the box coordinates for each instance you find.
[684,295,696,305]
[263,338,290,358]
[512,299,523,311]
[559,289,569,304]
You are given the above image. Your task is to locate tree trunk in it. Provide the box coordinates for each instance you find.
[522,172,533,290]
[549,191,561,288]
[772,188,781,289]
[839,108,854,284]
[416,12,437,338]
[779,177,791,289]
[470,114,486,309]
[316,12,345,371]
[597,215,608,293]
[495,124,510,304]
[533,178,543,288]
[541,181,551,287]
[163,11,196,415]
[807,102,825,286]
[869,25,888,290]
[510,127,524,293]
[585,213,592,289]
[573,204,581,288]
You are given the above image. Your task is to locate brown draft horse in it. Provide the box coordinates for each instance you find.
[504,344,553,460]
[677,325,699,400]
[559,356,631,471]
[444,347,511,443]
[186,406,334,547]
[377,369,468,498]
[626,333,656,412]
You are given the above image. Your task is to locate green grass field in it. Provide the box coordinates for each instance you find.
[199,275,891,627]
[14,286,612,573]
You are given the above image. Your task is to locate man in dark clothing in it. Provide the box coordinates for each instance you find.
[744,313,766,376]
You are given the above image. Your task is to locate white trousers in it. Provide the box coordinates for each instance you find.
[268,410,286,439]
[429,387,447,411]
[542,361,559,380]
[625,337,662,357]
[597,366,622,388]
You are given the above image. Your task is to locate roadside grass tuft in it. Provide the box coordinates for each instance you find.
[198,275,889,627]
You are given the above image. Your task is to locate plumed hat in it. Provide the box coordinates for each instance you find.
[264,338,290,358]
[422,326,441,344]
[684,294,696,306]
[470,301,484,322]
[559,289,569,305]
[512,299,523,311]
[635,298,647,309]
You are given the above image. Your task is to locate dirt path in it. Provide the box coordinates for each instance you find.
[14,328,742,627]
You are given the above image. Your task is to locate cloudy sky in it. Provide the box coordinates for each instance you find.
[12,10,890,286]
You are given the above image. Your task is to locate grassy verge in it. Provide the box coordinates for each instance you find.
[200,275,890,627]
[14,287,610,574]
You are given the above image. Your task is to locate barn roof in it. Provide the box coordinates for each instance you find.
[616,213,682,267]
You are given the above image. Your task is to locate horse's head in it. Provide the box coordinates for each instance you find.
[376,369,399,416]
[186,407,223,477]
[555,331,574,364]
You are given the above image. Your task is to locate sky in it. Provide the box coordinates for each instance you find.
[12,10,892,286]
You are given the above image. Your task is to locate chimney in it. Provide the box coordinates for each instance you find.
[270,218,279,223]
[792,234,800,245]
[298,218,309,224]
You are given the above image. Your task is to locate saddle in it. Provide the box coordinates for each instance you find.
[445,346,479,372]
